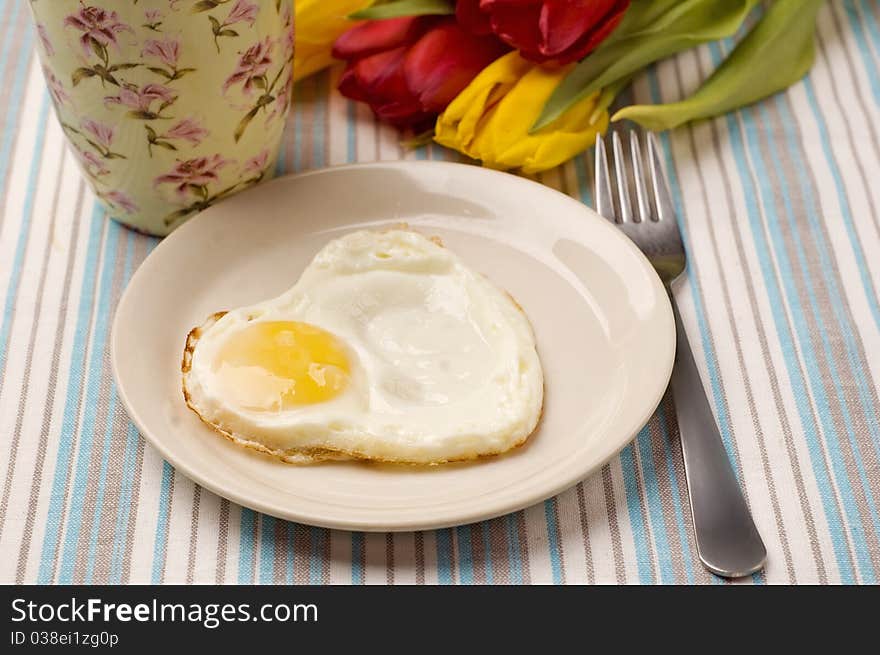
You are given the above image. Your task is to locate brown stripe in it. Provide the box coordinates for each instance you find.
[72,226,129,583]
[155,468,177,584]
[658,396,714,584]
[629,439,659,583]
[515,511,531,583]
[664,59,798,579]
[574,482,596,584]
[117,233,154,583]
[215,499,230,584]
[645,413,692,583]
[385,533,394,585]
[761,97,880,577]
[293,522,310,583]
[40,205,111,585]
[726,104,860,577]
[185,485,202,584]
[13,176,86,584]
[547,497,566,583]
[414,531,425,584]
[0,138,64,544]
[742,101,855,562]
[0,39,35,234]
[470,523,488,584]
[696,113,829,582]
[600,464,626,584]
[487,517,510,584]
[824,7,880,242]
[273,518,287,584]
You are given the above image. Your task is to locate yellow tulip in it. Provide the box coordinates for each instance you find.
[294,0,371,82]
[434,52,608,174]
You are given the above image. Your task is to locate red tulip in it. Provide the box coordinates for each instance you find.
[333,16,508,130]
[456,0,630,65]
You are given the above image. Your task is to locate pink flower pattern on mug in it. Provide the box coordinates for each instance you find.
[63,5,134,57]
[143,9,164,32]
[43,67,70,107]
[100,189,139,214]
[105,82,177,119]
[142,36,195,81]
[224,34,291,142]
[30,0,293,234]
[224,38,273,95]
[145,117,209,156]
[73,145,110,177]
[37,24,54,56]
[65,5,137,88]
[155,154,231,196]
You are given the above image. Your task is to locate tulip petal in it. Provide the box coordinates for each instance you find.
[332,16,429,60]
[455,0,493,35]
[435,52,607,173]
[538,0,619,57]
[404,21,507,113]
[486,3,543,57]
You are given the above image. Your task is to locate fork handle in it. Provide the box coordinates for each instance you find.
[669,292,767,578]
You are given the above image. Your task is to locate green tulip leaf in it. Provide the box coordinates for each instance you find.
[534,0,761,131]
[613,0,824,130]
[350,0,454,20]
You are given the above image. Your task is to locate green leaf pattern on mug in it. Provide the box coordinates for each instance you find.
[27,0,294,236]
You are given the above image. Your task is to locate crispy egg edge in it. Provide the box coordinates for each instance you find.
[180,230,545,467]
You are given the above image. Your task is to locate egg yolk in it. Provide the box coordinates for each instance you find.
[212,321,350,411]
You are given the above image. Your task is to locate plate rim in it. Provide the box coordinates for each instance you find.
[111,160,675,532]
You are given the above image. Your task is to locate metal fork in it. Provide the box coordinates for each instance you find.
[595,130,766,578]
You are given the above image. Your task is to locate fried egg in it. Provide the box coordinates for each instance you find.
[182,229,543,464]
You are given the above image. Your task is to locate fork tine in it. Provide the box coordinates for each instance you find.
[594,135,616,222]
[611,131,632,223]
[647,132,674,222]
[629,131,651,223]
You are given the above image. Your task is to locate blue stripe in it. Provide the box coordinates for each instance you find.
[503,514,524,584]
[645,72,741,475]
[108,422,139,583]
[84,230,136,582]
[656,410,695,583]
[0,9,34,223]
[454,525,474,584]
[435,528,454,584]
[791,80,880,446]
[0,0,24,85]
[542,500,563,584]
[744,94,876,579]
[150,461,174,584]
[842,1,880,104]
[309,529,326,584]
[712,63,857,581]
[108,237,160,583]
[766,93,880,565]
[619,439,654,584]
[57,219,122,583]
[0,94,49,382]
[351,532,364,584]
[258,515,275,584]
[37,205,105,584]
[481,522,494,584]
[237,508,256,583]
[286,524,295,584]
[634,428,675,584]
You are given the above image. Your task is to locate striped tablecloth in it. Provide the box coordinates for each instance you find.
[2,1,880,585]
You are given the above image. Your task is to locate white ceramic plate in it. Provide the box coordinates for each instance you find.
[112,161,674,532]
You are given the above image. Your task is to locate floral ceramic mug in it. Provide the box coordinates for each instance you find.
[29,0,294,236]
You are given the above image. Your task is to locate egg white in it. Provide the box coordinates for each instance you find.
[182,229,544,464]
